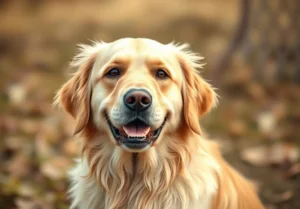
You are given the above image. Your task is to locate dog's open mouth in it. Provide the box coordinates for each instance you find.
[105,113,167,150]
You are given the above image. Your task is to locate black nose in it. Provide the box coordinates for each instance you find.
[124,89,152,111]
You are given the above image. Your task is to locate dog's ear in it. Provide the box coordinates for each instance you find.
[54,43,104,135]
[174,44,218,135]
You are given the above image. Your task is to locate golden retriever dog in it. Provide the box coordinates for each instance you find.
[55,38,265,209]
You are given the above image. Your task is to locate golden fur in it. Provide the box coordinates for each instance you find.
[55,38,265,209]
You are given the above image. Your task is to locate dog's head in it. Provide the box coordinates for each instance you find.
[55,38,217,152]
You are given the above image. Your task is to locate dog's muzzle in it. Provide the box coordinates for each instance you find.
[105,89,167,152]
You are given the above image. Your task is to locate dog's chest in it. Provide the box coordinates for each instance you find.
[69,159,213,209]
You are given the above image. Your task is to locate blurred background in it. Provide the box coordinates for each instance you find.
[0,0,299,208]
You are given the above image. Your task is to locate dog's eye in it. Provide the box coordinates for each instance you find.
[106,68,120,78]
[156,69,169,79]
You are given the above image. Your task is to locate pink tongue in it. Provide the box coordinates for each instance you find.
[123,125,150,137]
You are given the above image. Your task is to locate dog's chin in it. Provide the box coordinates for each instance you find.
[105,113,167,152]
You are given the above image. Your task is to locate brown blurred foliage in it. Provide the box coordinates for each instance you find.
[0,0,299,209]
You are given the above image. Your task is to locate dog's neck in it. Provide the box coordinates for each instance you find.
[80,128,218,209]
[131,152,138,178]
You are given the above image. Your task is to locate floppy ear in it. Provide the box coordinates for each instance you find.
[54,43,104,135]
[175,44,218,135]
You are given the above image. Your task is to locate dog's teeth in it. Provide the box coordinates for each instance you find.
[127,134,147,138]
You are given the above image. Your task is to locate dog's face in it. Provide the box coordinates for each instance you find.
[56,38,217,152]
[91,39,184,152]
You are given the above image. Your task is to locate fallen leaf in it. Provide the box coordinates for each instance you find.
[7,154,32,178]
[39,117,64,143]
[212,137,235,155]
[17,183,36,198]
[229,119,246,137]
[0,116,19,134]
[284,163,300,178]
[16,198,54,209]
[257,111,277,136]
[40,156,72,180]
[241,145,269,166]
[246,82,265,100]
[4,136,24,151]
[18,101,50,116]
[19,119,41,135]
[269,143,299,166]
[241,143,299,167]
[63,138,79,157]
[7,83,27,106]
[35,133,54,160]
[263,190,294,204]
[272,101,287,121]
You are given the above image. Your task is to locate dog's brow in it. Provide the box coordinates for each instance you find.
[110,57,129,65]
[147,58,164,66]
[146,56,174,68]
